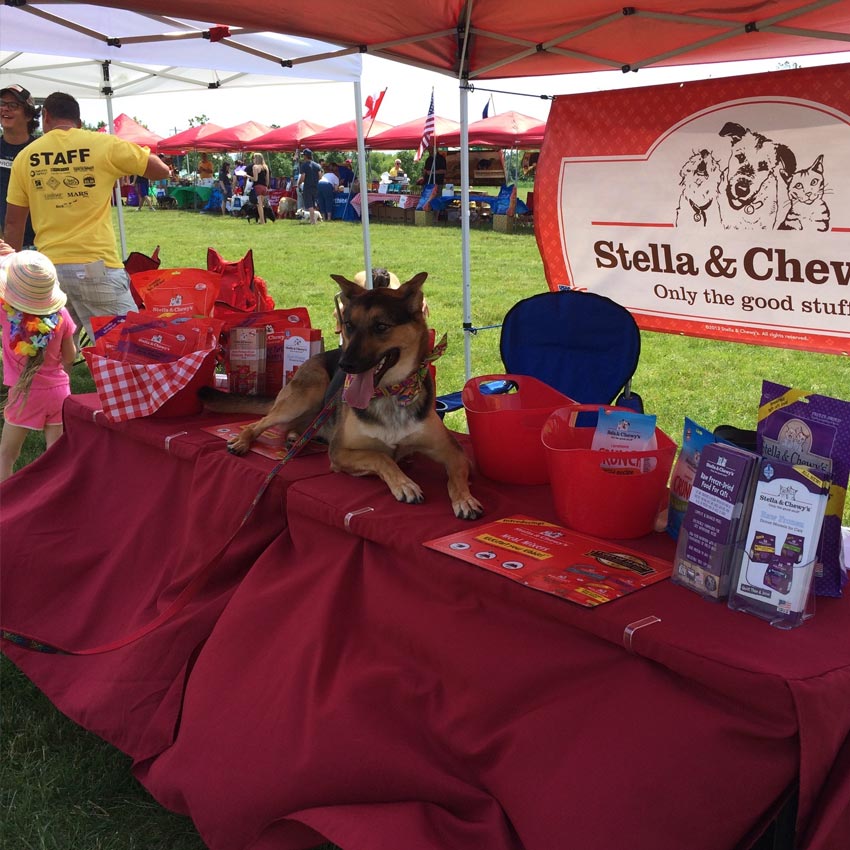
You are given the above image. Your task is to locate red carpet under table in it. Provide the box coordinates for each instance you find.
[2,393,849,850]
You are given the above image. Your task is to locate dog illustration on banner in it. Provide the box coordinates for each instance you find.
[675,149,722,227]
[674,121,830,231]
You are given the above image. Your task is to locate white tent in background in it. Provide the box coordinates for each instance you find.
[0,4,366,264]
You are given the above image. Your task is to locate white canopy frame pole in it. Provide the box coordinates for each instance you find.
[101,61,128,261]
[353,80,373,287]
[459,84,472,380]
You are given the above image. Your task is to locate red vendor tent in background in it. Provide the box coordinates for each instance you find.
[97,113,164,152]
[301,117,392,150]
[368,115,461,150]
[158,122,225,154]
[197,120,273,151]
[441,111,546,149]
[251,119,327,151]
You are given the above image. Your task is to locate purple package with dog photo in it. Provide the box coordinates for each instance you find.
[757,381,850,597]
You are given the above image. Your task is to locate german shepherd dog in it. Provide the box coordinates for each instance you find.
[202,272,483,519]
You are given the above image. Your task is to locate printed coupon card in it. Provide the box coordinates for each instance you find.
[424,515,672,608]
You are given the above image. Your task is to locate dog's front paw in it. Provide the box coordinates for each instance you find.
[453,495,484,520]
[226,436,251,456]
[391,478,425,505]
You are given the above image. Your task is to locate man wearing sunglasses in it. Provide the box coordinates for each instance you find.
[0,85,39,249]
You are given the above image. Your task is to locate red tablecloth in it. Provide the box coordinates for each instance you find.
[3,399,849,850]
[1,393,330,760]
[349,192,416,216]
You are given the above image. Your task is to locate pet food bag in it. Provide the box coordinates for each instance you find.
[757,381,850,597]
[130,268,220,317]
[667,418,717,540]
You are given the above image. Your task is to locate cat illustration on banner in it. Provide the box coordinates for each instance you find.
[674,121,831,232]
[779,155,830,232]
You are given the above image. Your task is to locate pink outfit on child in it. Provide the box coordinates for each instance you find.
[1,306,75,428]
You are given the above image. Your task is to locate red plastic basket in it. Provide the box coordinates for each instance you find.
[542,404,677,538]
[151,348,217,417]
[463,374,574,484]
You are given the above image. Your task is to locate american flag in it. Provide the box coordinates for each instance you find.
[415,90,435,162]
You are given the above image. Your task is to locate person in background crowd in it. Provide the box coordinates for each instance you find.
[198,152,214,181]
[298,148,322,225]
[0,85,39,249]
[234,160,247,192]
[317,161,339,222]
[4,91,171,344]
[217,160,232,215]
[131,172,156,211]
[421,147,448,211]
[337,158,355,188]
[249,153,271,224]
[423,148,447,186]
[0,247,76,481]
[389,158,406,180]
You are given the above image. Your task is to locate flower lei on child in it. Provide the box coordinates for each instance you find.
[2,300,63,357]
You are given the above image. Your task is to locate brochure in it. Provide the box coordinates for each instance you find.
[728,459,830,626]
[424,515,672,608]
[671,442,759,600]
[203,421,327,461]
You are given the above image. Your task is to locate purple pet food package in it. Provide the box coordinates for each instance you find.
[729,459,830,627]
[757,381,850,598]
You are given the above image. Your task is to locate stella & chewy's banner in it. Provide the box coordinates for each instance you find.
[535,64,850,354]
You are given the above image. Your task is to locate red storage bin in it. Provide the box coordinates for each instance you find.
[542,404,676,538]
[151,348,217,418]
[463,374,573,484]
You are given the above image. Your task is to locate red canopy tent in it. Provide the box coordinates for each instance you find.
[196,120,274,151]
[158,123,225,154]
[100,1,847,374]
[301,117,392,150]
[76,2,850,80]
[368,115,461,150]
[441,111,546,149]
[251,120,328,151]
[98,113,164,152]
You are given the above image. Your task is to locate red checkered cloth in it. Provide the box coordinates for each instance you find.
[85,349,212,422]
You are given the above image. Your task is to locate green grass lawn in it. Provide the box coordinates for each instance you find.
[2,207,848,849]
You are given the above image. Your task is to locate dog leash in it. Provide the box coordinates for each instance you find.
[1,391,343,657]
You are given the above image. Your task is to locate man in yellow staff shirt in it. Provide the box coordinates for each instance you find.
[4,91,171,341]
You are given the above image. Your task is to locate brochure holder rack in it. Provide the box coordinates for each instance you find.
[727,547,817,630]
[671,527,737,601]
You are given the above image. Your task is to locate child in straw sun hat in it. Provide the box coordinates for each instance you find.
[0,246,76,481]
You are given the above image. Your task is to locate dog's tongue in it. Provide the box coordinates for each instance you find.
[343,368,377,409]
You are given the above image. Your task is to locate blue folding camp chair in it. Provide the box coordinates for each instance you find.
[500,290,643,411]
[437,290,643,416]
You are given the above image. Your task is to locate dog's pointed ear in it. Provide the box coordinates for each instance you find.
[331,274,366,303]
[719,122,747,143]
[398,272,428,314]
[776,145,797,185]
